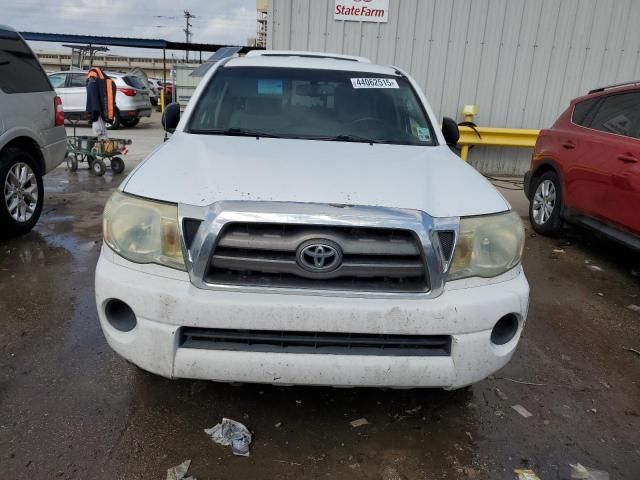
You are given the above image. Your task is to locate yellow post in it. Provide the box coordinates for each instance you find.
[160,89,165,113]
[459,104,477,161]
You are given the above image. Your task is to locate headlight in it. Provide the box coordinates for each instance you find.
[103,191,185,270]
[447,210,524,280]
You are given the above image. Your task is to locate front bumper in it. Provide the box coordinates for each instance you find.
[95,247,530,389]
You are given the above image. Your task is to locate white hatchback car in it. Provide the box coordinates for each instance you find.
[95,51,529,389]
[48,70,152,128]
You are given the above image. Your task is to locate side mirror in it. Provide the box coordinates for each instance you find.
[162,103,181,133]
[442,117,460,147]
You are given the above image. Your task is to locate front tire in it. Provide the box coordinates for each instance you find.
[0,148,44,236]
[529,171,563,236]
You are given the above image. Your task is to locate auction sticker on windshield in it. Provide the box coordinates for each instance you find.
[351,78,399,89]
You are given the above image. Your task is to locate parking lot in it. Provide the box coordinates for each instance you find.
[0,113,637,479]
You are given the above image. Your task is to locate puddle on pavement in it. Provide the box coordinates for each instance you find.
[0,231,71,269]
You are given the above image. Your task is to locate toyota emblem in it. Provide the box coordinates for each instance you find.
[296,240,343,273]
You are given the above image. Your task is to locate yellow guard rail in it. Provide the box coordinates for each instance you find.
[456,105,540,161]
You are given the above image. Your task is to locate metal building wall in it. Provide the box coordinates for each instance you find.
[268,0,640,175]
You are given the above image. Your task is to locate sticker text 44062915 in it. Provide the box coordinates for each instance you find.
[351,78,399,89]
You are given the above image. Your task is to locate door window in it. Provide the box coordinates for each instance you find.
[0,29,52,93]
[48,74,66,88]
[68,73,87,88]
[571,98,599,126]
[588,93,640,138]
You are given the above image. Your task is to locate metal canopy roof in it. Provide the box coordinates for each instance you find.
[190,46,243,77]
[20,31,261,53]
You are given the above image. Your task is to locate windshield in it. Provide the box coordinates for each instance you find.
[187,66,436,146]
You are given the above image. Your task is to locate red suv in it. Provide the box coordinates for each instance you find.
[524,82,640,250]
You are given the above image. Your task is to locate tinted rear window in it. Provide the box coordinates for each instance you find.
[123,75,146,89]
[0,29,52,94]
[588,92,640,138]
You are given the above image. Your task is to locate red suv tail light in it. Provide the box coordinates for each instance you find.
[54,96,64,126]
[118,87,137,97]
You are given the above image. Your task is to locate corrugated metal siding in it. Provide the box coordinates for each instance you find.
[268,0,640,175]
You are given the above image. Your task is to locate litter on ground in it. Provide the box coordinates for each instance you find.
[514,468,541,480]
[512,404,533,418]
[494,387,508,401]
[569,462,610,479]
[350,418,369,428]
[204,418,252,457]
[166,459,196,480]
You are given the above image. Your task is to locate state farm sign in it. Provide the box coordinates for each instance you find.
[334,0,389,23]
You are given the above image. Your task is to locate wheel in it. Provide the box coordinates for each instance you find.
[110,157,125,174]
[106,112,121,130]
[66,153,78,172]
[90,157,106,176]
[121,118,140,128]
[529,171,563,236]
[0,148,44,236]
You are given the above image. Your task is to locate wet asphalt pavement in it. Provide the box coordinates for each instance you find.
[1,115,639,479]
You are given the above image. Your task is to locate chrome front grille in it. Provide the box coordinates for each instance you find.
[181,201,454,298]
[204,223,429,292]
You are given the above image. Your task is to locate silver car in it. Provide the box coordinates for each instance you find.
[48,70,152,128]
[0,25,66,236]
[148,78,163,106]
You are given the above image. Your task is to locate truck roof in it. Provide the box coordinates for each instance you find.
[226,52,399,75]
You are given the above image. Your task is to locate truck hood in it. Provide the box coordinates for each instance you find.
[123,132,509,218]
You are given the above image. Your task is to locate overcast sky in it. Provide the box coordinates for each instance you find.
[1,0,257,57]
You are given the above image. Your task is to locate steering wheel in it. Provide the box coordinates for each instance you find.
[349,117,387,128]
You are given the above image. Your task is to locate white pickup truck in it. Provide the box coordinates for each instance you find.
[95,51,529,389]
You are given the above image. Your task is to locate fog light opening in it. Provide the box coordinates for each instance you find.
[491,314,519,346]
[105,299,137,332]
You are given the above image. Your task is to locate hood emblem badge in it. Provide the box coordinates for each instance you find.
[296,240,343,273]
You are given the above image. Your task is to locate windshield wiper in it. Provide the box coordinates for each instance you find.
[189,127,282,138]
[305,134,384,144]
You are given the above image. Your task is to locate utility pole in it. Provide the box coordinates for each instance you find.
[183,10,196,62]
